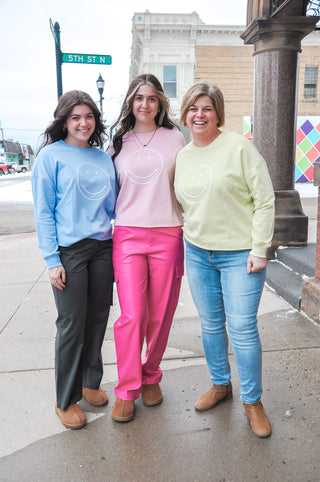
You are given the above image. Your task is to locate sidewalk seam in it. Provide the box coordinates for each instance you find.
[0,266,47,335]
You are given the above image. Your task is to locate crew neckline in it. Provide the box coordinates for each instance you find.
[191,130,225,150]
[59,139,93,150]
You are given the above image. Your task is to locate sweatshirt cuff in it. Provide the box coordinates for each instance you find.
[45,253,62,270]
[250,246,268,258]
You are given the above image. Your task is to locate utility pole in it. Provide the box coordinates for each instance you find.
[0,120,4,141]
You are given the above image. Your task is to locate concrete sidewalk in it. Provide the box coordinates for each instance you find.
[0,232,320,481]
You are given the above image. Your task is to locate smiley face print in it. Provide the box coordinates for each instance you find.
[124,148,164,184]
[178,165,212,205]
[77,163,111,200]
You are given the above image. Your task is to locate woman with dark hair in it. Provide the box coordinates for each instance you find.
[37,90,106,151]
[174,82,274,438]
[32,90,117,429]
[109,74,185,422]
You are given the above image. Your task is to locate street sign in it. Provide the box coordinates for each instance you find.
[62,53,112,65]
[49,18,59,48]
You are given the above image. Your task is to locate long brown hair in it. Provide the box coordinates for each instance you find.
[37,90,106,153]
[109,74,178,161]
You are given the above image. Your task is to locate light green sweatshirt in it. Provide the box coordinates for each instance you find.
[174,131,275,258]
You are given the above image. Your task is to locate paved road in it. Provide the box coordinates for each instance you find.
[0,173,35,236]
[0,202,35,236]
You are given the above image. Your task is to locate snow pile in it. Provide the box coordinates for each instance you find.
[0,173,33,203]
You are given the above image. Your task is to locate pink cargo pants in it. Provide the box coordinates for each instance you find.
[113,226,184,400]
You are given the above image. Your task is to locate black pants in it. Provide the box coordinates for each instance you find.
[52,238,113,410]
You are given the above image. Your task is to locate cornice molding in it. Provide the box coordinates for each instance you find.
[241,16,320,54]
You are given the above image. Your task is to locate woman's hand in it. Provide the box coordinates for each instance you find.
[49,265,66,291]
[247,254,267,274]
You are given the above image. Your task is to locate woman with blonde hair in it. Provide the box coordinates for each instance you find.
[174,82,274,438]
[109,74,185,422]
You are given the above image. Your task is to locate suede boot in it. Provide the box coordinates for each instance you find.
[112,397,135,422]
[141,383,163,406]
[195,381,232,411]
[82,387,108,407]
[244,401,271,438]
[55,404,86,429]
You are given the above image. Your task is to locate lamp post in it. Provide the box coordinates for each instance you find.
[96,73,105,120]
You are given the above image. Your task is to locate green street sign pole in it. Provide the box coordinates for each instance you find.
[50,19,63,100]
[49,20,112,101]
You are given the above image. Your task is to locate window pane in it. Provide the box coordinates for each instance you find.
[163,65,177,98]
[163,65,176,82]
[304,87,317,98]
[164,82,176,98]
[304,65,318,99]
[305,66,318,83]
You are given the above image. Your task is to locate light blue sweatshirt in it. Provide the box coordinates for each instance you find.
[32,140,117,269]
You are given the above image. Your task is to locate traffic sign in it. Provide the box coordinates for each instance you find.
[62,53,112,65]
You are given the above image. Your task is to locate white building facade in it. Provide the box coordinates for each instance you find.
[130,11,246,126]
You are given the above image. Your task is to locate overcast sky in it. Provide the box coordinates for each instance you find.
[0,0,247,149]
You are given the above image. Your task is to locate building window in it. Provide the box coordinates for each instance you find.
[304,65,318,99]
[163,65,177,98]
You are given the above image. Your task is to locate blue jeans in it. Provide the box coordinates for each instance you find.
[185,240,265,404]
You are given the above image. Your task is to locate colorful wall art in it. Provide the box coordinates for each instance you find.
[243,116,320,182]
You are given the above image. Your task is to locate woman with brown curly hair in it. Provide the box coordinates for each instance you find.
[32,90,117,429]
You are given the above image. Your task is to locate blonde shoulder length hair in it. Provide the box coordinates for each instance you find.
[180,82,225,128]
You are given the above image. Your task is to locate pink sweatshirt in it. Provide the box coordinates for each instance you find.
[113,127,185,227]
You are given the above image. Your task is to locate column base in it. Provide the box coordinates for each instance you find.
[268,190,308,259]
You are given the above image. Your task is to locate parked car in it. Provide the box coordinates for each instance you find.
[0,160,9,175]
[8,162,29,173]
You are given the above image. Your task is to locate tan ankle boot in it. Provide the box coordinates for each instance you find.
[82,387,108,407]
[55,404,86,429]
[244,401,271,438]
[141,383,163,406]
[195,381,232,411]
[112,397,135,422]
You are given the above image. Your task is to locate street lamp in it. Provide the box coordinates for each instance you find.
[96,73,105,120]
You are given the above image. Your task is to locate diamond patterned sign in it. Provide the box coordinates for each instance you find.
[243,116,320,182]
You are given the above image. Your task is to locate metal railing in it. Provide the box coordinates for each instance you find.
[270,0,292,17]
[270,0,320,17]
[306,0,320,16]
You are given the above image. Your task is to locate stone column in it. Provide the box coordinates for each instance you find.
[241,16,319,254]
